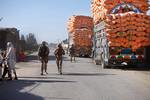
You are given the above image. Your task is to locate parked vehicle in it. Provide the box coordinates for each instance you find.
[93,21,145,68]
[91,1,150,68]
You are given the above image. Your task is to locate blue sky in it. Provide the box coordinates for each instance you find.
[0,0,149,43]
[0,0,91,43]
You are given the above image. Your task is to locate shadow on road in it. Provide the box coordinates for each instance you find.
[0,81,44,100]
[0,79,75,100]
[122,67,150,71]
[44,97,72,100]
[62,73,116,76]
[107,64,150,71]
[18,79,76,83]
[18,76,64,79]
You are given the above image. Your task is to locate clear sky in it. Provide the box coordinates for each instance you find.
[0,0,91,43]
[0,0,149,43]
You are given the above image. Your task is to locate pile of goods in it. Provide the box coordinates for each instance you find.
[67,15,93,33]
[72,29,93,47]
[106,12,150,51]
[91,0,149,24]
[67,15,93,47]
[91,0,150,51]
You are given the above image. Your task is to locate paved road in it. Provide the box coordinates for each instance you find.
[0,54,150,100]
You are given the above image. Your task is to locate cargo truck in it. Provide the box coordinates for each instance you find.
[93,21,145,68]
[68,29,93,57]
[67,15,94,57]
[91,1,149,68]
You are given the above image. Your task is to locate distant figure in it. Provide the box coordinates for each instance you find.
[69,44,75,62]
[100,49,104,66]
[91,48,95,62]
[0,50,3,81]
[38,41,50,75]
[54,44,65,74]
[5,42,18,80]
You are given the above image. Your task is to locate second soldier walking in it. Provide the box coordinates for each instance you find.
[54,44,65,74]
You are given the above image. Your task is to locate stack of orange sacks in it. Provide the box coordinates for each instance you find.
[67,15,93,47]
[67,15,93,33]
[72,29,93,46]
[91,0,150,51]
[106,12,150,51]
[91,0,149,24]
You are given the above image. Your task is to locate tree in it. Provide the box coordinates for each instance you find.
[20,34,26,51]
[0,17,3,21]
[26,33,38,51]
[21,34,25,41]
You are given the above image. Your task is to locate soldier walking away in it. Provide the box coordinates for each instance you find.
[5,42,18,80]
[54,44,65,75]
[69,44,76,62]
[38,41,50,75]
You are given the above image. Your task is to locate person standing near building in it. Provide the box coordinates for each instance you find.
[5,42,18,80]
[54,44,65,74]
[38,41,50,75]
[2,50,12,80]
[69,44,76,62]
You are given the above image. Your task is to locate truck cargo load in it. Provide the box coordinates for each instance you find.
[91,0,150,67]
[67,15,94,57]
